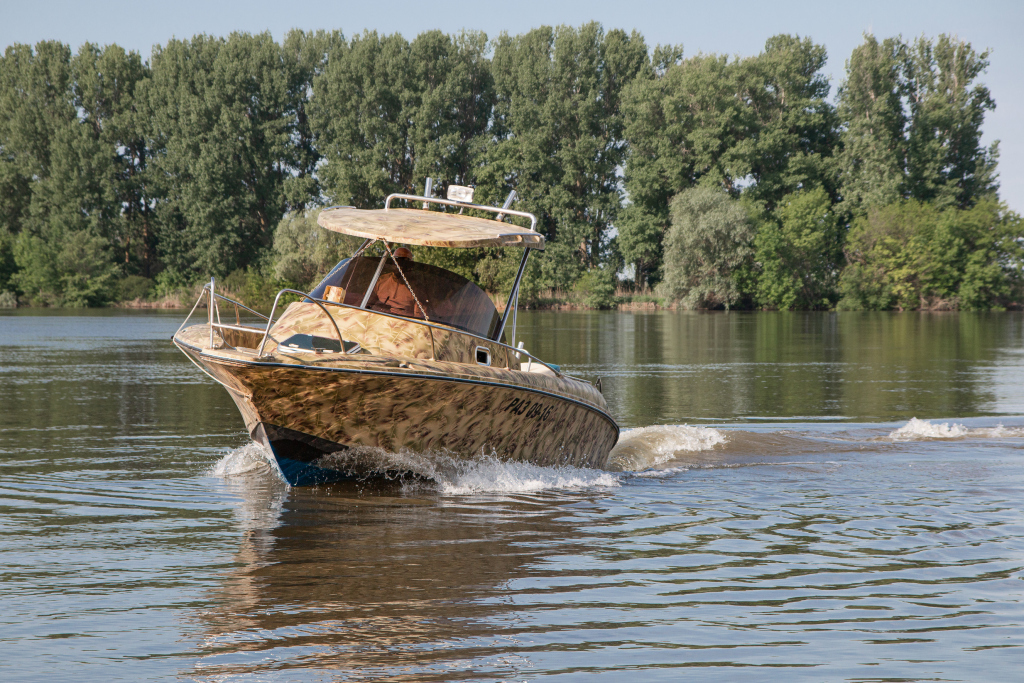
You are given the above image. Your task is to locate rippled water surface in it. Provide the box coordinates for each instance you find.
[2,310,1023,681]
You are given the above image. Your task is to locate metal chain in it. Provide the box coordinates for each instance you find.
[382,241,431,321]
[351,239,372,259]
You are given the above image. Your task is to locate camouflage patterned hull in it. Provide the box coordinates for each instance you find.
[174,313,618,485]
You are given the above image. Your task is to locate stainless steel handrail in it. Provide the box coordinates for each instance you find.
[175,286,210,337]
[175,282,271,350]
[209,277,216,348]
[176,284,566,379]
[209,291,269,321]
[210,322,266,334]
[383,193,540,235]
[295,296,563,377]
[256,289,346,358]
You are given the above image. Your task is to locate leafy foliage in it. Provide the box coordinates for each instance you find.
[755,188,843,310]
[839,199,1020,310]
[0,28,1014,311]
[658,187,753,309]
[272,210,363,290]
[574,267,618,310]
[483,24,648,290]
[620,34,839,289]
[836,35,908,212]
[311,30,492,207]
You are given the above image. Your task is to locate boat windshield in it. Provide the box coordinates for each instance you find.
[309,256,501,339]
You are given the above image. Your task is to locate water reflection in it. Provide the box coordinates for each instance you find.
[3,311,1024,681]
[517,311,1024,423]
[194,469,583,680]
[191,425,1024,681]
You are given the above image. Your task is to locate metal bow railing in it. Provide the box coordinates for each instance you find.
[176,280,565,378]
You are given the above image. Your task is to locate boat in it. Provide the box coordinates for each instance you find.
[172,183,619,485]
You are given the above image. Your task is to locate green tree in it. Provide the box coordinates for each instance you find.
[312,30,493,203]
[755,187,842,309]
[616,205,663,288]
[574,266,617,309]
[483,23,648,290]
[143,32,306,286]
[1,41,125,305]
[840,199,1019,310]
[312,29,497,284]
[0,42,78,295]
[621,35,838,288]
[281,29,347,210]
[311,30,413,208]
[657,186,753,309]
[12,120,122,305]
[272,210,362,289]
[743,35,840,210]
[72,43,153,276]
[837,35,908,212]
[13,228,118,306]
[409,30,493,192]
[620,49,749,287]
[904,35,998,208]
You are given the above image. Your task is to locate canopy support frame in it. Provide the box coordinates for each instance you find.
[359,245,389,310]
[494,247,530,344]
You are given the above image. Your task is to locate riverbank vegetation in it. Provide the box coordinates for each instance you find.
[0,26,1018,310]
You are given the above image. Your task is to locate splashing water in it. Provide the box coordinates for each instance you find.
[209,441,277,477]
[888,418,1024,441]
[607,425,727,471]
[209,442,618,494]
[207,418,1024,494]
[315,447,620,495]
[432,456,620,495]
[972,424,1024,438]
[208,426,731,493]
[889,418,970,441]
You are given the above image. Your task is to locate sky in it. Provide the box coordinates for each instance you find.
[3,0,1021,212]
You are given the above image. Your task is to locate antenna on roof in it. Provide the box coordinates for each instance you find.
[422,177,433,210]
[496,189,517,222]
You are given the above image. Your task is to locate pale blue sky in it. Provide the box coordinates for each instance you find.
[4,0,1021,211]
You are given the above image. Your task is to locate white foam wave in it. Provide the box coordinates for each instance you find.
[209,442,277,477]
[889,419,1024,441]
[435,456,620,495]
[314,447,619,495]
[970,424,1024,438]
[889,418,969,441]
[631,466,689,478]
[607,425,727,471]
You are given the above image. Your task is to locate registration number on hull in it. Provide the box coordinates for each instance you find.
[502,396,554,421]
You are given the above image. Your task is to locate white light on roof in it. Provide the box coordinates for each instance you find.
[446,185,475,203]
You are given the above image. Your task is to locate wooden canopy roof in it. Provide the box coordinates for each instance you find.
[317,206,545,250]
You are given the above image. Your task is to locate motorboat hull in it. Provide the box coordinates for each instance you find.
[174,327,618,486]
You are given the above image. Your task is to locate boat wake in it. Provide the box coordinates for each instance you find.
[208,443,619,494]
[421,454,620,495]
[887,417,1024,441]
[206,418,1024,494]
[315,447,621,494]
[606,425,727,471]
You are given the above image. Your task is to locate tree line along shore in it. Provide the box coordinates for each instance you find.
[0,24,1019,312]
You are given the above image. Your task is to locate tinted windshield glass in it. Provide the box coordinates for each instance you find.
[310,256,501,338]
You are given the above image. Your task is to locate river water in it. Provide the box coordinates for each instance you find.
[1,310,1023,681]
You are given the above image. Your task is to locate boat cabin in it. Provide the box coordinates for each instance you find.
[312,189,544,347]
[309,254,501,339]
